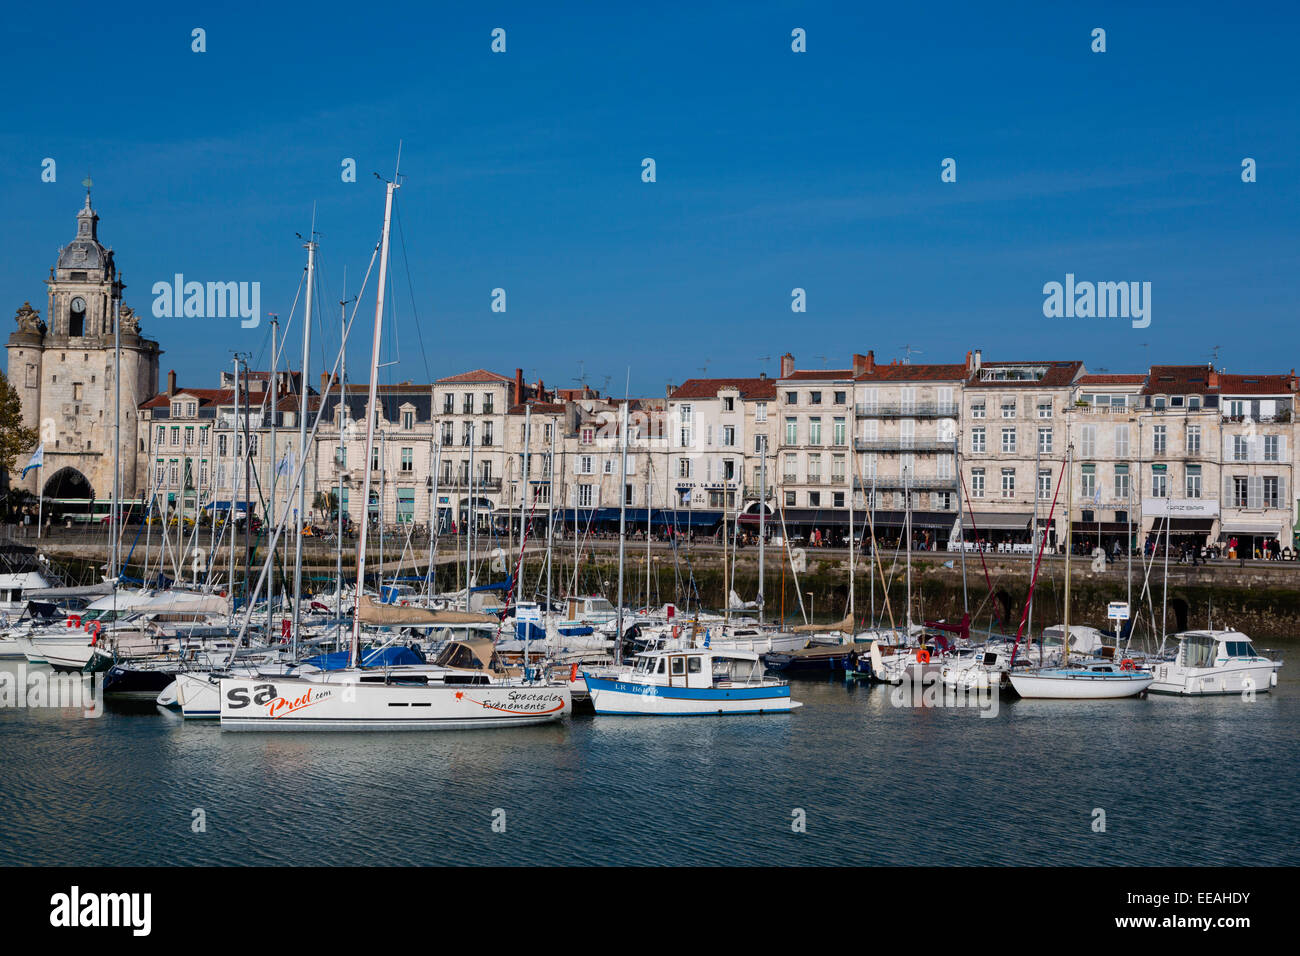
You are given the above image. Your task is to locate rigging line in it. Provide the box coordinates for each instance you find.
[223,231,384,662]
[392,198,434,383]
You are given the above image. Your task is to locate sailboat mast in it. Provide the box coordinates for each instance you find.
[268,317,278,645]
[111,284,121,582]
[292,232,316,656]
[616,400,629,663]
[349,177,398,668]
[1064,442,1073,662]
[337,294,346,613]
[758,434,766,625]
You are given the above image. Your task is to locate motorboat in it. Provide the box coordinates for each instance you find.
[1148,629,1282,696]
[584,646,801,716]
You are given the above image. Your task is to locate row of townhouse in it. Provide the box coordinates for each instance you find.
[134,353,1300,554]
[774,351,1299,554]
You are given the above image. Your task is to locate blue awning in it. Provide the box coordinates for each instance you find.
[553,508,721,527]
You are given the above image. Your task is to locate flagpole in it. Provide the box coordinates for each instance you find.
[36,468,42,539]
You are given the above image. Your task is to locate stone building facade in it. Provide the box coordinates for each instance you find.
[6,192,161,505]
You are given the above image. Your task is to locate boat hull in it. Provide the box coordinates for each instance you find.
[1148,660,1281,696]
[1009,669,1153,699]
[584,675,801,715]
[218,676,572,731]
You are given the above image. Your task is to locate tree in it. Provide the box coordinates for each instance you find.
[0,369,38,479]
[312,490,338,521]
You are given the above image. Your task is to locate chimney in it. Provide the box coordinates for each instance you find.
[666,383,676,398]
[514,368,524,402]
[1208,370,1220,389]
[167,369,176,396]
[852,353,866,377]
[972,349,982,373]
[321,372,329,395]
[780,352,795,378]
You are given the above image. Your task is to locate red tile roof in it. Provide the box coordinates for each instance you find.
[780,369,854,382]
[1217,373,1297,395]
[669,377,777,400]
[856,362,968,383]
[435,369,512,384]
[1141,365,1217,396]
[1078,374,1146,386]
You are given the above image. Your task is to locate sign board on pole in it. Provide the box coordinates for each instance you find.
[1107,601,1130,621]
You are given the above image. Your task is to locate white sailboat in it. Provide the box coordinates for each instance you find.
[1009,442,1153,700]
[219,162,571,731]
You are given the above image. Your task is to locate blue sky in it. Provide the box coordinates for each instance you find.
[2,1,1296,396]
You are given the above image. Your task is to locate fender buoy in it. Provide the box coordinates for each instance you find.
[1120,658,1135,671]
[569,663,579,682]
[915,648,931,664]
[281,619,292,640]
[400,600,409,606]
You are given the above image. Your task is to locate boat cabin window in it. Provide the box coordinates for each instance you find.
[656,658,666,674]
[1180,637,1217,669]
[1224,641,1256,659]
[688,656,703,674]
[433,643,483,669]
[671,656,685,676]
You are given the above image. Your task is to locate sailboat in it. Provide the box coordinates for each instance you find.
[219,163,571,730]
[1008,443,1153,699]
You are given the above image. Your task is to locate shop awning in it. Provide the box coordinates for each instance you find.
[1070,521,1131,534]
[1220,521,1282,536]
[1151,517,1216,532]
[965,512,1032,531]
[553,507,721,527]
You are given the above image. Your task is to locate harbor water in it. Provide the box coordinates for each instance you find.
[1,655,1296,866]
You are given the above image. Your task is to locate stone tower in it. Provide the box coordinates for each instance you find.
[6,190,161,505]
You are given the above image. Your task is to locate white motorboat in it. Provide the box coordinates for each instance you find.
[1148,629,1282,696]
[585,646,801,716]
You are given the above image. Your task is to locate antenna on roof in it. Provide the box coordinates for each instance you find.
[901,344,922,364]
[698,359,711,376]
[1209,344,1222,367]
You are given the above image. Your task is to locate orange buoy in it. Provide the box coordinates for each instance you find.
[915,648,931,664]
[569,663,579,682]
[1120,658,1135,671]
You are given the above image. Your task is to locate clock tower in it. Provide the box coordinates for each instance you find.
[6,188,161,505]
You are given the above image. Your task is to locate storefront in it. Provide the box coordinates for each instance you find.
[1218,520,1285,559]
[958,512,1034,549]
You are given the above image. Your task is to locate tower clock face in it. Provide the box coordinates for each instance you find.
[71,297,85,312]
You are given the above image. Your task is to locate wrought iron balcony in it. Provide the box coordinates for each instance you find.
[854,402,958,418]
[853,438,956,452]
[854,475,958,491]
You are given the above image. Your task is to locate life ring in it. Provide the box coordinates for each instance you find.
[915,648,931,664]
[86,620,102,644]
[1120,658,1135,671]
[67,615,81,628]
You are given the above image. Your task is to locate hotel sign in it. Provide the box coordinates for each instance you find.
[1143,498,1219,518]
